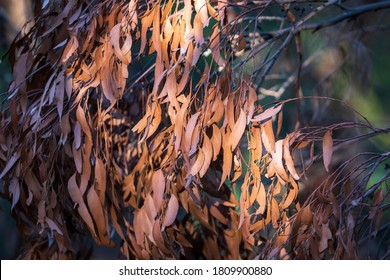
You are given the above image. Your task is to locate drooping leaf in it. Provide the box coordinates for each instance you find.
[272,140,289,182]
[283,136,300,180]
[61,35,79,63]
[9,178,20,210]
[67,173,96,236]
[228,109,246,151]
[199,132,213,178]
[151,170,165,209]
[189,149,205,176]
[162,195,179,229]
[87,186,107,241]
[0,154,19,179]
[280,178,298,210]
[322,130,333,172]
[251,104,282,124]
[45,217,63,235]
[94,158,106,204]
[211,124,222,161]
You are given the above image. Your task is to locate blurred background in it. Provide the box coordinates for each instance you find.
[0,0,389,259]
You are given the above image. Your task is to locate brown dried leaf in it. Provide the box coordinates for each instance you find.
[167,72,181,109]
[189,149,205,176]
[246,87,257,121]
[67,173,96,236]
[207,0,219,20]
[238,174,249,229]
[134,211,144,245]
[210,205,228,225]
[73,122,81,149]
[369,188,383,219]
[276,109,283,138]
[210,25,225,67]
[323,130,333,172]
[87,186,107,240]
[275,213,291,247]
[211,124,222,161]
[110,24,130,64]
[152,221,170,254]
[220,146,232,187]
[195,0,209,26]
[228,109,246,151]
[194,14,204,46]
[152,4,162,59]
[189,200,216,233]
[144,194,157,221]
[162,195,179,229]
[76,104,92,140]
[372,188,384,207]
[140,8,155,54]
[94,158,106,205]
[283,136,300,180]
[174,106,187,153]
[199,132,213,178]
[272,140,289,182]
[24,169,42,201]
[147,104,162,140]
[319,223,332,252]
[45,217,63,235]
[280,178,298,210]
[226,94,235,130]
[60,113,71,144]
[151,170,165,209]
[271,198,280,228]
[251,104,282,123]
[255,182,266,215]
[55,75,65,118]
[61,35,79,63]
[374,209,383,235]
[261,120,275,154]
[0,154,19,179]
[80,152,91,196]
[72,141,82,173]
[301,206,313,225]
[132,107,150,133]
[9,178,20,210]
[232,154,242,182]
[184,112,200,153]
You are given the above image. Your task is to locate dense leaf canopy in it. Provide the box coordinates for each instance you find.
[0,0,389,259]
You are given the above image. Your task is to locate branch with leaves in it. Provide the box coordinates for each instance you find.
[0,0,389,259]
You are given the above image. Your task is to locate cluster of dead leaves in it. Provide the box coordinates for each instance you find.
[0,0,387,260]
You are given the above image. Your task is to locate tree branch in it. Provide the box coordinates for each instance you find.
[300,0,390,32]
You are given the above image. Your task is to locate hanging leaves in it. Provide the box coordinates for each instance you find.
[0,0,383,261]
